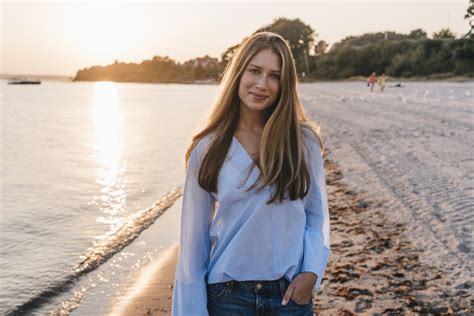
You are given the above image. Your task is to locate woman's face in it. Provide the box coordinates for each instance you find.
[238,49,281,112]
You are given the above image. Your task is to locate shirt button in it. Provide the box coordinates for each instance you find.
[256,283,262,289]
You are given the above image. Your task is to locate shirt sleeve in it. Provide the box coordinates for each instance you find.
[301,139,331,293]
[172,144,215,316]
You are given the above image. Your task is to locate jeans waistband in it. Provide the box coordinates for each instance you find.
[220,276,290,292]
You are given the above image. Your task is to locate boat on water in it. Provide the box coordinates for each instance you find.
[8,78,41,85]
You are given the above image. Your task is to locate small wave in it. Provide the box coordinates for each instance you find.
[6,187,182,316]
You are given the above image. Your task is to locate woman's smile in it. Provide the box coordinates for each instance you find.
[250,92,269,102]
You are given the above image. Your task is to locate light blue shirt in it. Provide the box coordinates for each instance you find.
[172,131,330,316]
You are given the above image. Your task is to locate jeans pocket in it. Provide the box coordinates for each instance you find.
[207,282,227,298]
[290,298,310,306]
[279,277,290,297]
[290,294,313,306]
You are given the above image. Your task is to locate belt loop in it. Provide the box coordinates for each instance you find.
[228,280,234,291]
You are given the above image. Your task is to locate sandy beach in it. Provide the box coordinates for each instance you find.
[112,152,471,315]
[111,82,472,315]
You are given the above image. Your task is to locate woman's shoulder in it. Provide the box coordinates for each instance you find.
[300,122,322,150]
[190,131,217,158]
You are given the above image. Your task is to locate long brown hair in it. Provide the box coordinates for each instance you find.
[185,31,322,204]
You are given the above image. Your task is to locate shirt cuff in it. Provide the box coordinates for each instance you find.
[301,226,330,293]
[171,279,209,316]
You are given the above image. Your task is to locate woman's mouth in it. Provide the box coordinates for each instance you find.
[250,92,269,102]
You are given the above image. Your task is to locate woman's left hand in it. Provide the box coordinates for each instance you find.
[281,272,317,305]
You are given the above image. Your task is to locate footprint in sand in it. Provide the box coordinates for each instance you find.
[336,287,374,300]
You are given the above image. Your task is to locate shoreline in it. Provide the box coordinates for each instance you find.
[111,243,179,315]
[3,75,473,84]
[115,151,471,314]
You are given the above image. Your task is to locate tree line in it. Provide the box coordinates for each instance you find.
[74,7,474,83]
[73,56,220,83]
[311,29,473,79]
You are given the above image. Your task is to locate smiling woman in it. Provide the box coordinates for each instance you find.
[172,32,330,316]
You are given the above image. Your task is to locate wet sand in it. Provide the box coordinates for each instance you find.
[112,243,178,315]
[114,151,471,315]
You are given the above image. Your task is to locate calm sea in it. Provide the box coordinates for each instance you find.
[1,81,218,315]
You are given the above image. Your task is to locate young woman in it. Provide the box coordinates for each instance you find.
[172,32,330,315]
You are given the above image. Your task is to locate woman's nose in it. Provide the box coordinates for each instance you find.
[256,75,267,89]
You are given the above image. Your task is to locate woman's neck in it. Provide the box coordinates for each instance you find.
[237,103,266,133]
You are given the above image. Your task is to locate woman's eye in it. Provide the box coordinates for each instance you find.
[248,68,279,80]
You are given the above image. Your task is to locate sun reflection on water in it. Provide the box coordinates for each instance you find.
[90,82,127,236]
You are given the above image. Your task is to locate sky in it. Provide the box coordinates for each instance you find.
[1,0,470,76]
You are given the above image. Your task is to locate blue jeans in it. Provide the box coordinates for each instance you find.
[206,276,313,315]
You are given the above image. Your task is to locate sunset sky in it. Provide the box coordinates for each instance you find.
[1,0,470,76]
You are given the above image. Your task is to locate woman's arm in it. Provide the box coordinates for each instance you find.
[282,136,331,305]
[172,145,215,316]
[301,138,331,293]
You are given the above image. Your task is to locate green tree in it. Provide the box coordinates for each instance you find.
[452,39,474,73]
[433,28,456,39]
[314,40,328,57]
[255,18,317,75]
[220,43,241,68]
[193,65,206,80]
[408,29,428,39]
[465,0,474,38]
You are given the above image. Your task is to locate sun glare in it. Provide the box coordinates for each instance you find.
[71,4,146,62]
[91,82,122,188]
[90,82,128,233]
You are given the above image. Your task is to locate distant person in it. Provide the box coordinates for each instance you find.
[367,72,377,92]
[378,74,386,92]
[172,32,330,315]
